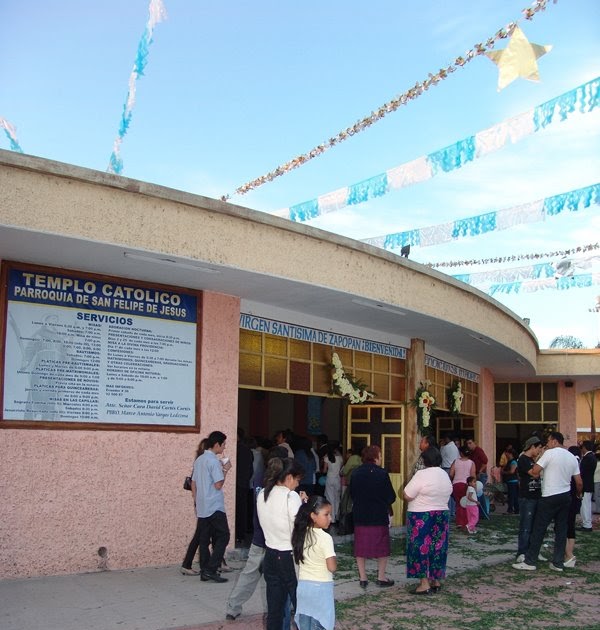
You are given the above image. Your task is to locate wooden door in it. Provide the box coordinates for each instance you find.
[346,404,404,526]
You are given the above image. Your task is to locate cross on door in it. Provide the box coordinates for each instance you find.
[347,405,403,474]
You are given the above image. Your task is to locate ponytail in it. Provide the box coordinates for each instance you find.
[262,457,305,501]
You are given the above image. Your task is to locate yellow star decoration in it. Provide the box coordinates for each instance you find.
[485,26,552,91]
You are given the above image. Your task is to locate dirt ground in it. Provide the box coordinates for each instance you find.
[183,511,600,630]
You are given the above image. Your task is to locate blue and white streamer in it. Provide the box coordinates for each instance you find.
[107,0,167,175]
[363,183,599,252]
[453,254,600,286]
[0,118,23,153]
[279,77,599,222]
[488,272,600,296]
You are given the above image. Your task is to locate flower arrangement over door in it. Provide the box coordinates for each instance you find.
[411,380,436,434]
[331,352,375,404]
[447,380,464,416]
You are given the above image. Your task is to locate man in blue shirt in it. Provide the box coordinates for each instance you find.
[183,430,232,583]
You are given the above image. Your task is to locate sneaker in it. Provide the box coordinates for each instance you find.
[225,613,239,620]
[512,561,536,571]
[563,556,576,568]
[516,554,525,563]
[538,554,547,561]
[549,563,563,572]
[577,527,593,532]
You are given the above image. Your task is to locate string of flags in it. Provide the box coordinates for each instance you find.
[487,272,600,296]
[107,0,167,175]
[452,253,600,286]
[222,0,557,200]
[362,183,599,252]
[0,118,23,153]
[281,77,598,223]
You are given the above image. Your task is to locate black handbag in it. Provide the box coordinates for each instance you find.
[183,474,193,491]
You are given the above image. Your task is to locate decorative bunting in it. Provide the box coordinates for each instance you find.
[222,0,557,200]
[452,253,600,286]
[362,183,599,252]
[428,242,599,269]
[280,77,598,222]
[488,272,600,296]
[0,118,23,153]
[485,25,552,91]
[107,0,167,175]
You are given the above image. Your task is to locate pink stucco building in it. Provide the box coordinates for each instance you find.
[1,149,598,578]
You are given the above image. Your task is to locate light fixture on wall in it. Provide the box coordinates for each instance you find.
[351,298,406,316]
[123,251,220,273]
[469,333,491,346]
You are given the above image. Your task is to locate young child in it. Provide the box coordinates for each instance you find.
[465,476,480,534]
[292,496,337,630]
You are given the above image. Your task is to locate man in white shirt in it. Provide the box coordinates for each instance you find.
[513,431,582,572]
[441,434,459,473]
[579,440,597,531]
[274,430,294,458]
[441,434,460,517]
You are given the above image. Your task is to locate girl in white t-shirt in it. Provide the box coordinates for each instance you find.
[292,496,337,630]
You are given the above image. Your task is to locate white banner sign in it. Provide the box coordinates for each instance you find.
[3,268,197,426]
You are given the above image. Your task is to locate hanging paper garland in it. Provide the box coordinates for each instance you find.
[429,243,599,269]
[222,0,557,201]
[488,272,600,296]
[362,182,599,252]
[452,253,600,286]
[0,118,23,153]
[107,0,167,175]
[279,77,598,222]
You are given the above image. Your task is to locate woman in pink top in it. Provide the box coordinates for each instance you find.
[450,445,476,528]
[404,447,453,594]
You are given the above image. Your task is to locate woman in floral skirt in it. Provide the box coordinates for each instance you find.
[403,447,453,594]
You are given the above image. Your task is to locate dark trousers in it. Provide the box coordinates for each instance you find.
[235,485,249,540]
[517,497,538,555]
[524,491,570,567]
[182,511,230,574]
[263,547,297,630]
[506,483,519,513]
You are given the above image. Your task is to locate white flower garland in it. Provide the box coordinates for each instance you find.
[418,389,436,428]
[451,381,464,415]
[331,353,374,404]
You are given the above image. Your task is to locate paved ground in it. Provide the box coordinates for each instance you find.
[1,509,598,630]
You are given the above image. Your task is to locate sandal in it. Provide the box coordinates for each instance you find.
[359,580,368,589]
[409,586,431,595]
[430,583,442,593]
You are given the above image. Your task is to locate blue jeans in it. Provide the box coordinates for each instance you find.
[477,473,489,516]
[297,614,326,630]
[524,491,570,567]
[506,483,519,513]
[443,468,455,517]
[517,498,538,556]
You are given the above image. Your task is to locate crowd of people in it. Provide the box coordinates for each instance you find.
[180,427,598,626]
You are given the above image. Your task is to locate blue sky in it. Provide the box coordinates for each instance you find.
[1,1,599,347]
